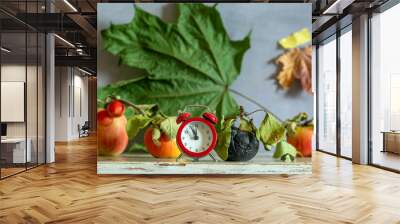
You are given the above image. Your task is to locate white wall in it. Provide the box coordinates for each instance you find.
[72,72,89,138]
[55,67,89,141]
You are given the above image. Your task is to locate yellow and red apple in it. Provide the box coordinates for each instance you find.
[287,125,313,157]
[97,100,128,156]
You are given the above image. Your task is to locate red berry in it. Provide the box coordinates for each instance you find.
[203,112,218,124]
[176,112,191,124]
[97,109,113,126]
[106,100,125,117]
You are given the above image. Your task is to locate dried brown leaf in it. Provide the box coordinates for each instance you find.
[275,46,312,94]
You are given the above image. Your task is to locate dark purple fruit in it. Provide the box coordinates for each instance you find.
[227,126,259,161]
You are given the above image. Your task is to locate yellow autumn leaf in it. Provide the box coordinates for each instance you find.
[279,28,311,49]
[275,46,312,94]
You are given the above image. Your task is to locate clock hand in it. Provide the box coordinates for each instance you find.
[186,128,194,139]
[193,126,199,140]
[189,126,197,140]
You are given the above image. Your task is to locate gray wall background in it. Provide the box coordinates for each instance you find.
[97,3,313,125]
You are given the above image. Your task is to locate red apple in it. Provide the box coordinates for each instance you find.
[97,109,128,156]
[287,126,313,157]
[97,109,113,126]
[106,100,125,117]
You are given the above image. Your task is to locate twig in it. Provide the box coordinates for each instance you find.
[229,88,282,122]
[244,109,266,116]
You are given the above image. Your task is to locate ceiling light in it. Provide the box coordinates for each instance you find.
[1,47,11,53]
[54,34,75,48]
[78,67,92,76]
[323,0,354,15]
[63,0,78,12]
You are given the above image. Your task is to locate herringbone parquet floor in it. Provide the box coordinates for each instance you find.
[0,135,399,224]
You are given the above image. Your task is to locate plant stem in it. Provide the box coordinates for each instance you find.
[245,109,266,116]
[229,88,282,122]
[106,96,145,115]
[121,99,146,115]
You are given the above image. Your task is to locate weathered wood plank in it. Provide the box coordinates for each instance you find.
[97,153,312,174]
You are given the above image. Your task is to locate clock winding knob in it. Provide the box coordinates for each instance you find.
[202,112,218,124]
[176,112,191,124]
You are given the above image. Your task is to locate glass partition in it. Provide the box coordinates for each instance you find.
[339,28,352,158]
[1,31,28,177]
[370,4,400,171]
[0,1,46,179]
[317,35,337,155]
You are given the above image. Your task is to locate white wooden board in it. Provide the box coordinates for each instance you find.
[97,153,312,175]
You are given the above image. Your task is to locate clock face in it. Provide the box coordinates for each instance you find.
[179,121,214,154]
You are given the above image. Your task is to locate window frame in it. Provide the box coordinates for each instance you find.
[315,24,353,161]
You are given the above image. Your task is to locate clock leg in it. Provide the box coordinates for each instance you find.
[209,152,217,162]
[176,153,183,162]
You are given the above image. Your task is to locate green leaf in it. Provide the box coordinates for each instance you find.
[287,112,308,123]
[273,141,297,162]
[215,118,235,161]
[239,118,257,133]
[100,3,250,118]
[257,113,286,150]
[138,104,160,117]
[286,122,298,136]
[126,114,153,139]
[284,112,310,136]
[152,128,161,147]
[160,116,179,139]
[124,143,147,154]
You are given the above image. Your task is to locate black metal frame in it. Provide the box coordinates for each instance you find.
[315,45,319,151]
[336,26,341,158]
[0,0,47,180]
[0,19,2,179]
[367,11,373,166]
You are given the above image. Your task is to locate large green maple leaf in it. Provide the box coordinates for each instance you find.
[99,3,250,118]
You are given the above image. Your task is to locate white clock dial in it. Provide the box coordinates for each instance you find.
[181,121,213,153]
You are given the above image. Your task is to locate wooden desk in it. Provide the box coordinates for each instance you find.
[381,131,400,154]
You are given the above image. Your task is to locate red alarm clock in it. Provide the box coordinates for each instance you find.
[176,105,218,161]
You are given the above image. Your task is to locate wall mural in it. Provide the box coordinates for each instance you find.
[97,3,313,174]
